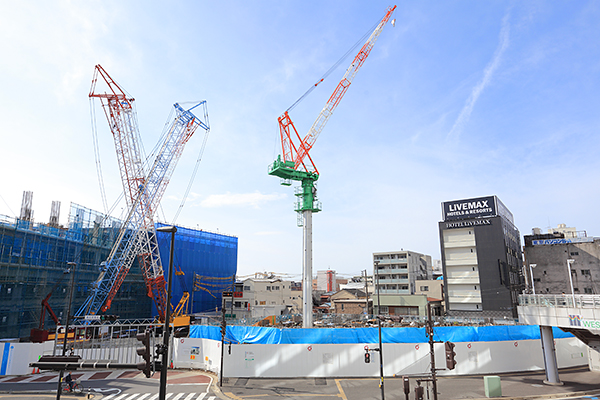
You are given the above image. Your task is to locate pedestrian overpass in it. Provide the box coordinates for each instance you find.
[518,294,600,384]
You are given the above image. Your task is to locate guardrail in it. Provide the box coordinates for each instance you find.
[519,294,600,309]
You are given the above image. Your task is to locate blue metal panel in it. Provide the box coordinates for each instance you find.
[155,224,237,316]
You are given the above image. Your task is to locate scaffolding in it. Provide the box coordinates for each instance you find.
[0,203,149,339]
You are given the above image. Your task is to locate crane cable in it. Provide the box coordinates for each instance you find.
[90,98,109,214]
[286,15,383,114]
[172,102,211,225]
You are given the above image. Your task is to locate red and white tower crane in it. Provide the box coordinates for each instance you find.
[269,6,396,327]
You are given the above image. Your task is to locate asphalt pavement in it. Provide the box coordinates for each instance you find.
[218,366,600,400]
[0,367,598,399]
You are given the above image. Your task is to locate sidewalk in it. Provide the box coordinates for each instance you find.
[218,366,600,400]
[436,366,600,399]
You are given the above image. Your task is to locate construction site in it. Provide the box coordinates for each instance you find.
[0,64,238,342]
[1,6,600,400]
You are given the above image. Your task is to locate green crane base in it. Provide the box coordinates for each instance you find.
[269,156,322,214]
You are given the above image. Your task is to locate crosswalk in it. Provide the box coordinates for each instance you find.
[101,393,215,400]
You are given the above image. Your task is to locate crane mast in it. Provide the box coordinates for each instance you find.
[268,6,396,327]
[78,66,210,321]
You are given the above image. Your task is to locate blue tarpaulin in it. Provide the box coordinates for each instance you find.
[189,325,573,344]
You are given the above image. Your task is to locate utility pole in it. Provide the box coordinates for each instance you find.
[156,225,177,400]
[374,260,385,400]
[56,261,76,400]
[363,270,369,315]
[426,303,438,400]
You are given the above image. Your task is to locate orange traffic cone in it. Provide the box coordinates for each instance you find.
[170,360,173,369]
[32,367,40,374]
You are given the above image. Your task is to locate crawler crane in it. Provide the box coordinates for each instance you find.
[76,65,210,322]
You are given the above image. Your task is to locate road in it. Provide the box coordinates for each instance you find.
[0,370,217,400]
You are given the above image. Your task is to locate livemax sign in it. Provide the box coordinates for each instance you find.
[442,196,497,222]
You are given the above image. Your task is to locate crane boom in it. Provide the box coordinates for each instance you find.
[89,65,146,208]
[294,5,396,170]
[277,5,396,174]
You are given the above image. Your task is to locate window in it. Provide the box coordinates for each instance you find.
[244,286,251,291]
[341,304,344,311]
[534,278,541,282]
[582,270,591,276]
[420,286,429,291]
[584,288,593,294]
[574,288,580,292]
[380,306,389,314]
[259,301,266,305]
[571,252,579,256]
[543,271,547,275]
[274,286,279,290]
[266,286,271,291]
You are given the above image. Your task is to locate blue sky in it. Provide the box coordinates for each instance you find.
[1,1,599,278]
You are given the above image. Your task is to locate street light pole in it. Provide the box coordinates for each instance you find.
[56,261,76,400]
[156,225,177,400]
[566,259,576,306]
[529,264,537,295]
[374,260,385,400]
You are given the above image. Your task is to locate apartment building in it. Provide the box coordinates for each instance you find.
[372,250,432,315]
[230,278,300,319]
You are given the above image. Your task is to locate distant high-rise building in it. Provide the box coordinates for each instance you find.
[316,270,337,292]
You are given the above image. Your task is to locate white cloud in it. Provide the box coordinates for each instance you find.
[447,11,511,140]
[200,192,287,208]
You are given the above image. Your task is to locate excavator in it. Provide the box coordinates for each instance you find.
[30,269,70,343]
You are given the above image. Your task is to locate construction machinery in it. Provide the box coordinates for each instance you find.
[76,65,210,322]
[268,6,396,327]
[30,269,70,343]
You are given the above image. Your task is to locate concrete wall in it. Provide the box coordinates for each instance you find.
[171,336,586,378]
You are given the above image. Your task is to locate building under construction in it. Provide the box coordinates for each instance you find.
[0,195,238,340]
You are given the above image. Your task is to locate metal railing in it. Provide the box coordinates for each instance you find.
[519,294,600,309]
[52,321,159,364]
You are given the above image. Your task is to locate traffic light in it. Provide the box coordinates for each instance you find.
[136,330,152,378]
[403,376,410,395]
[445,341,456,370]
[364,349,371,363]
[415,384,424,400]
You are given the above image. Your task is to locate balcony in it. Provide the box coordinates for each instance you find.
[377,289,410,295]
[377,278,409,284]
